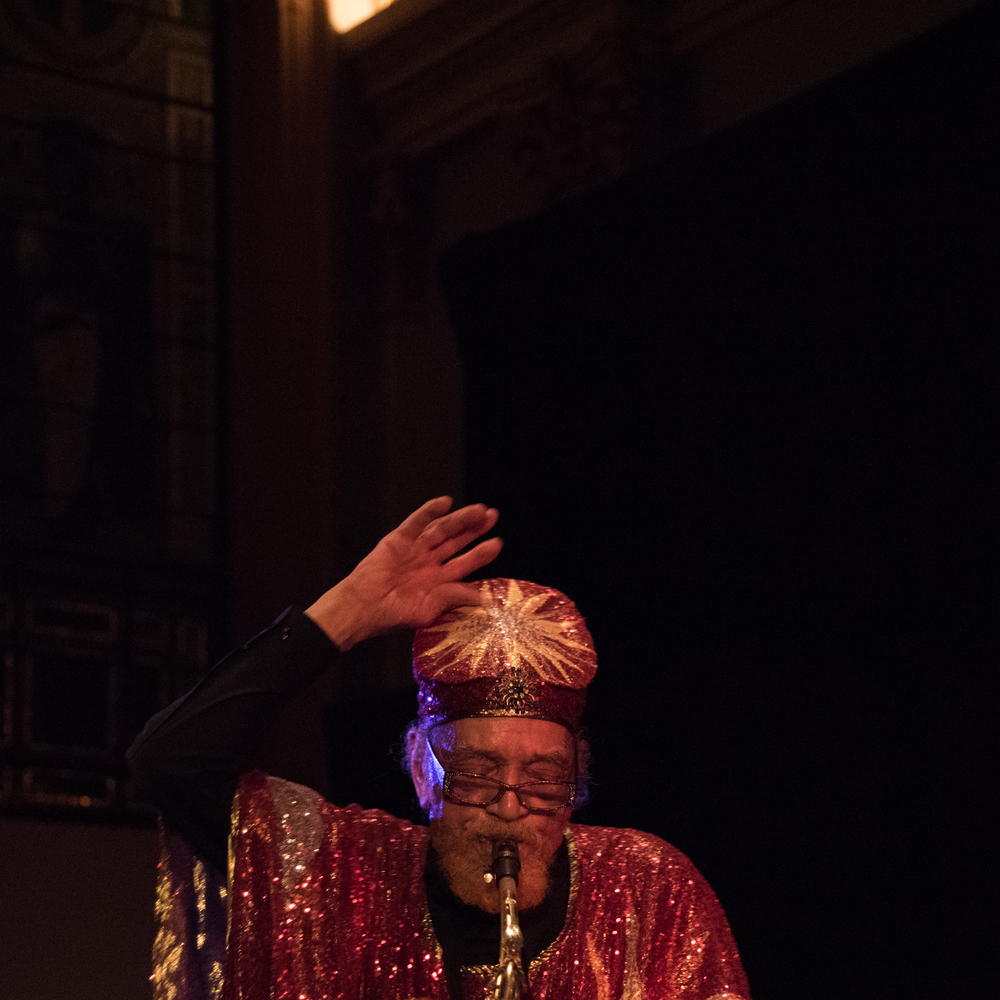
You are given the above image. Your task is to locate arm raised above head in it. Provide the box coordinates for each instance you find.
[128,497,502,867]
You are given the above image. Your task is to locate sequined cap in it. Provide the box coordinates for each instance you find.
[413,578,597,732]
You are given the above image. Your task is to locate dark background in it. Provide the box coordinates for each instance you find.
[331,7,996,998]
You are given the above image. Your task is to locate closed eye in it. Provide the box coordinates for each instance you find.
[447,750,503,775]
[447,750,571,782]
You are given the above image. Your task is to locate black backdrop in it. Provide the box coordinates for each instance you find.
[330,4,996,998]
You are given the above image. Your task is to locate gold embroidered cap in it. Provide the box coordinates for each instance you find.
[413,578,596,732]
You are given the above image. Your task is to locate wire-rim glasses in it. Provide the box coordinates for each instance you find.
[430,742,576,813]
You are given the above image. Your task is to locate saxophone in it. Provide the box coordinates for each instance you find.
[489,840,526,999]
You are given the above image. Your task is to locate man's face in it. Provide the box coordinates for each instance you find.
[423,716,574,913]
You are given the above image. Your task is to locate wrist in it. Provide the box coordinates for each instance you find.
[304,578,374,652]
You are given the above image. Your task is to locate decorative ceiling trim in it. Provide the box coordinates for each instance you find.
[343,0,982,162]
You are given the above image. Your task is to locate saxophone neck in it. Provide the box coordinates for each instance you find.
[499,875,524,955]
[491,841,526,999]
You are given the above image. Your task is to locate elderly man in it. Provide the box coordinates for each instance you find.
[129,498,750,1000]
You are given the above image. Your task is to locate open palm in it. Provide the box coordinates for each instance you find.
[306,498,502,649]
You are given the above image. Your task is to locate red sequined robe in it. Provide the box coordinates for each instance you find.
[155,770,750,1000]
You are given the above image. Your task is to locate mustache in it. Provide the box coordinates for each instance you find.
[461,817,545,853]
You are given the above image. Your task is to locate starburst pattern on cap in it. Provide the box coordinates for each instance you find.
[413,579,596,689]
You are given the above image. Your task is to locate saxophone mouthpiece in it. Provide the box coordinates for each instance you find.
[491,840,521,885]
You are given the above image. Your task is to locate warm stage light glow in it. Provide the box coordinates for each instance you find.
[327,0,398,33]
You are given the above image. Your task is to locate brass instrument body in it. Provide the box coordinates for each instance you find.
[490,842,526,999]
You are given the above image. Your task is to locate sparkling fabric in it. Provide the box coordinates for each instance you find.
[153,820,228,1000]
[413,579,597,731]
[195,771,750,1000]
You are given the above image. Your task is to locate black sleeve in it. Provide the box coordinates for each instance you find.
[127,607,338,871]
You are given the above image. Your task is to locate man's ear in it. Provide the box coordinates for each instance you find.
[409,732,443,819]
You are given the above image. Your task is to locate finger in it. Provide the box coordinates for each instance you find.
[419,581,487,624]
[440,536,503,581]
[395,496,453,539]
[422,504,498,558]
[423,504,500,562]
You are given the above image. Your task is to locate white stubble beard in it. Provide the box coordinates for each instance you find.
[430,814,565,913]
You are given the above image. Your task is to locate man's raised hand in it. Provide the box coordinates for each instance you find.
[304,497,502,651]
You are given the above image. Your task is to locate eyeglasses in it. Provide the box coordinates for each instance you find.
[430,743,576,813]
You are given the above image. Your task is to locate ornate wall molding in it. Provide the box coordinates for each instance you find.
[343,0,981,229]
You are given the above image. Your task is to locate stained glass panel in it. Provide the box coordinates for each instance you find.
[0,0,219,817]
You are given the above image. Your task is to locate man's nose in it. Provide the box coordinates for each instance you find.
[488,788,528,821]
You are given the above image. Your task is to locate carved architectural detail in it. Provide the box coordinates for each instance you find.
[499,25,683,203]
[345,0,981,232]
